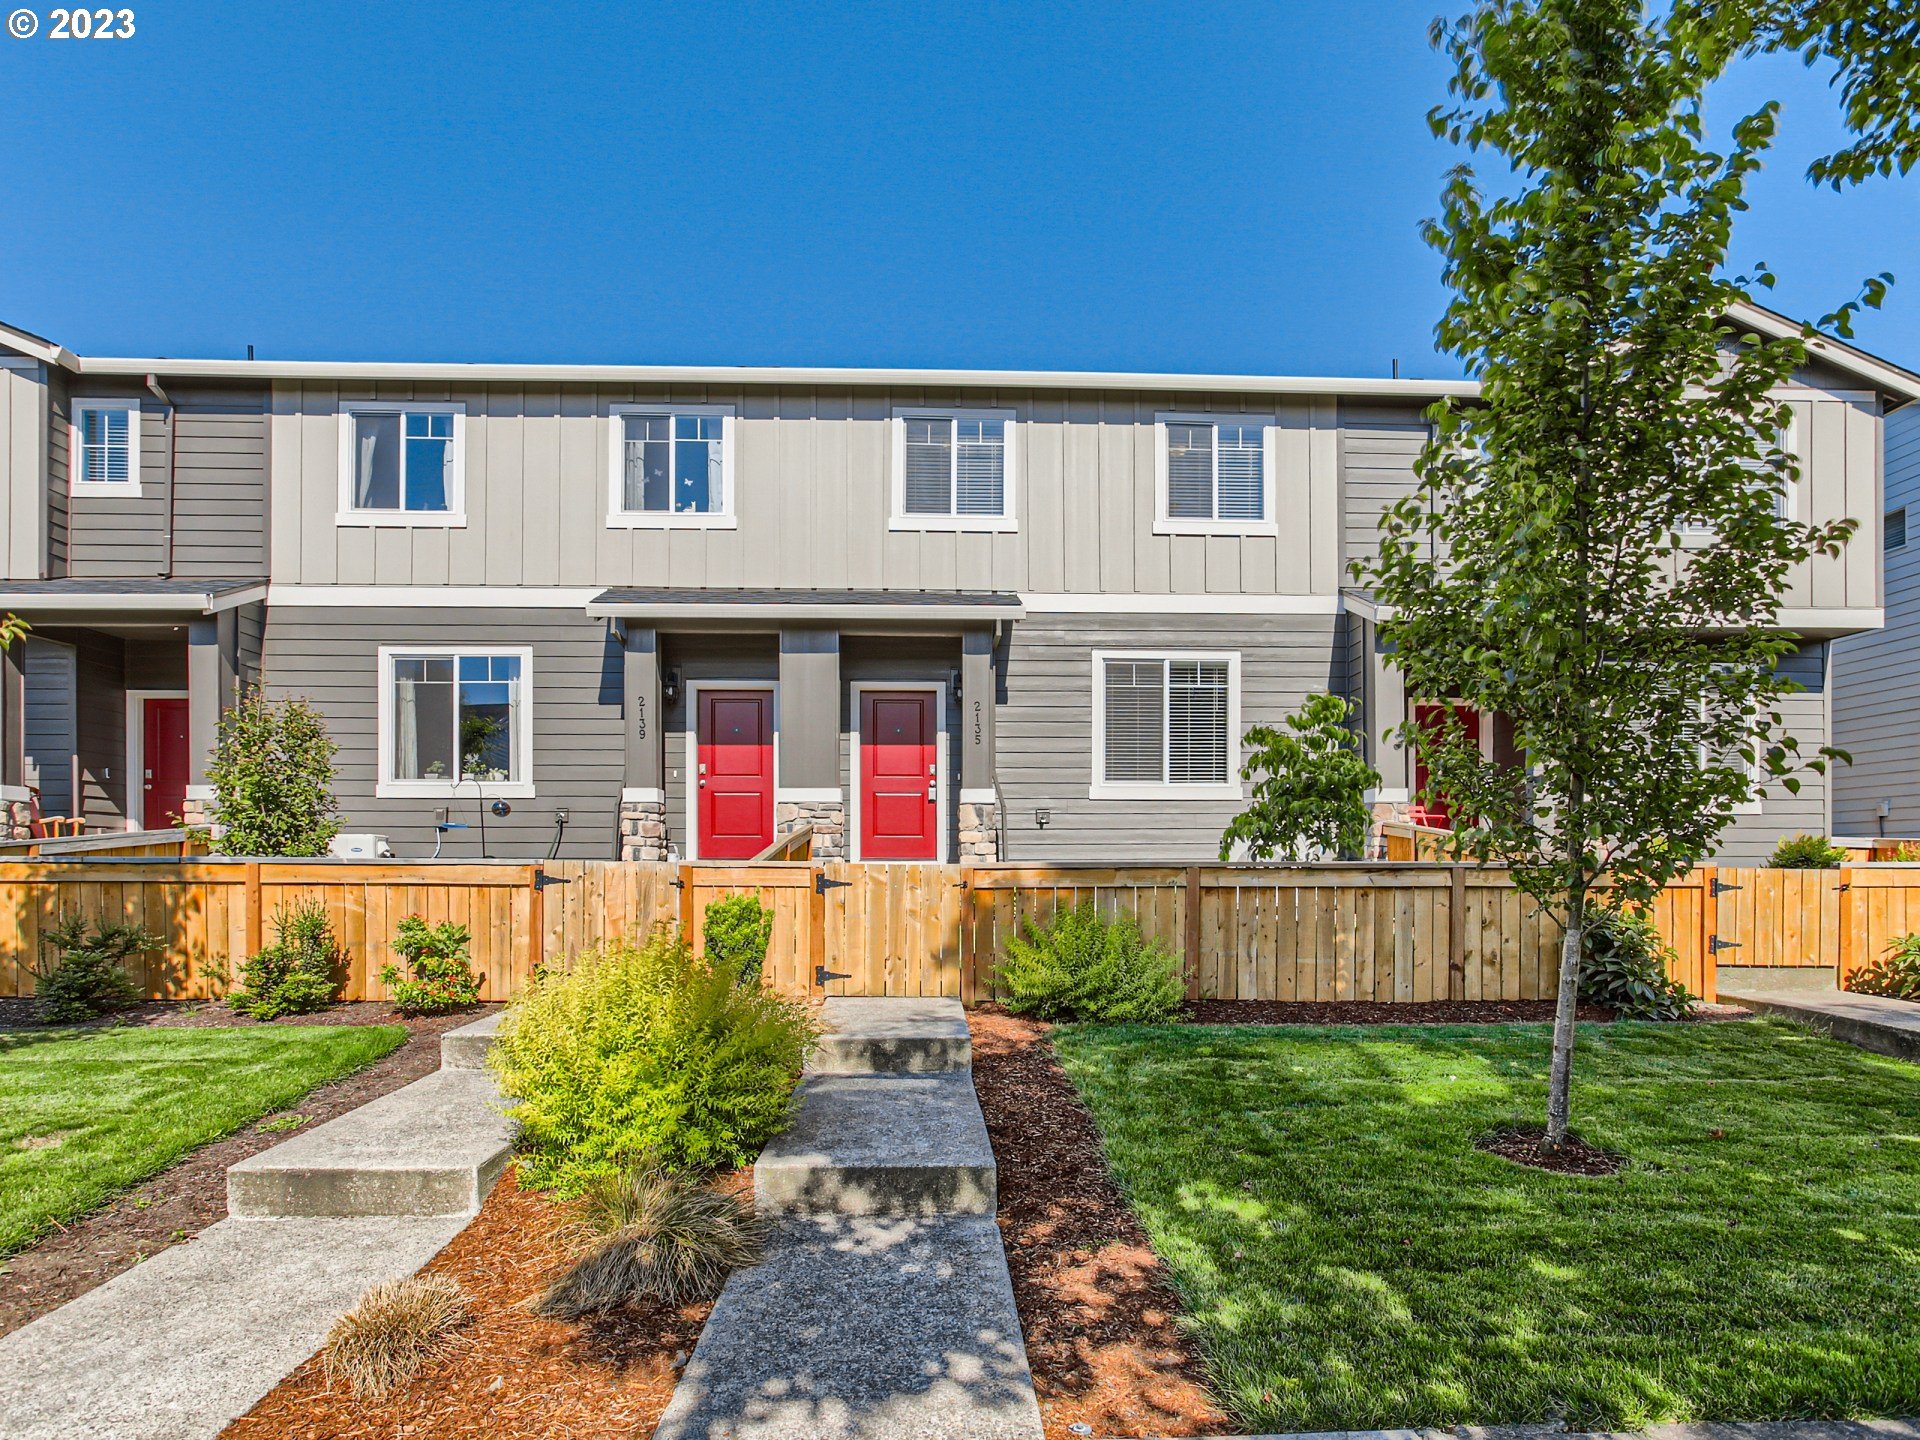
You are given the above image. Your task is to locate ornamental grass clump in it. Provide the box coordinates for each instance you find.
[488,927,817,1195]
[321,1273,469,1399]
[996,903,1185,1024]
[533,1167,763,1318]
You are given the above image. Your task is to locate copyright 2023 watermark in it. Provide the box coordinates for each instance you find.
[8,8,138,39]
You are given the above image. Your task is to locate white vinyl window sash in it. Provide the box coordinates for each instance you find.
[71,402,139,492]
[1156,415,1275,535]
[1092,653,1239,799]
[607,405,736,528]
[379,648,533,797]
[1679,420,1797,545]
[339,404,465,525]
[891,408,1016,530]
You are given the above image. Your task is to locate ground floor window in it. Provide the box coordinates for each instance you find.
[378,647,532,796]
[1091,651,1239,798]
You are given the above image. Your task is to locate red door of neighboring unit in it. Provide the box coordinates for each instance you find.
[697,690,774,860]
[1411,702,1480,829]
[142,698,190,829]
[860,691,939,860]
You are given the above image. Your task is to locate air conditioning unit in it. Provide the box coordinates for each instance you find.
[328,833,394,859]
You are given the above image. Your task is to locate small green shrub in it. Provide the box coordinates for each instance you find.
[533,1167,764,1317]
[379,917,483,1015]
[201,684,342,857]
[704,893,775,986]
[1891,841,1920,863]
[31,915,152,1023]
[228,901,341,1019]
[488,927,818,1195]
[1846,933,1920,1001]
[1579,905,1694,1021]
[1768,833,1848,869]
[996,904,1185,1024]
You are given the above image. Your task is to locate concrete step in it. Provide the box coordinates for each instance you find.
[808,996,971,1075]
[227,1068,514,1219]
[652,1214,1042,1440]
[756,1073,996,1217]
[440,1011,503,1070]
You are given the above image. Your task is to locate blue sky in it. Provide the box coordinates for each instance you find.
[1,0,1915,377]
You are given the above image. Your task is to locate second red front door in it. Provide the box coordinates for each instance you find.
[142,697,190,829]
[860,690,939,860]
[697,689,774,859]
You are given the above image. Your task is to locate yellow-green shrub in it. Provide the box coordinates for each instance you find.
[488,927,817,1195]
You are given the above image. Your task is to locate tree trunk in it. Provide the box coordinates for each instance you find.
[1544,881,1587,1149]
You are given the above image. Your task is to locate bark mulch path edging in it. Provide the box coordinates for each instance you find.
[0,1000,499,1339]
[225,1169,715,1440]
[969,1006,1234,1440]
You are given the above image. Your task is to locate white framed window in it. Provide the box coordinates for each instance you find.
[1154,414,1277,536]
[890,407,1017,531]
[337,402,466,526]
[1693,683,1764,816]
[1090,650,1241,799]
[608,404,736,528]
[377,646,533,797]
[1680,416,1798,545]
[70,400,141,494]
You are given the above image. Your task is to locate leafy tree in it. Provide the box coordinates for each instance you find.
[1365,0,1852,1147]
[202,684,342,857]
[1220,694,1381,861]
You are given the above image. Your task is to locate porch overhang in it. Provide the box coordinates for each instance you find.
[585,587,1024,626]
[0,578,266,623]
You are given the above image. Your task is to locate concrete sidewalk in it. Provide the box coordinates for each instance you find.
[1717,982,1920,1062]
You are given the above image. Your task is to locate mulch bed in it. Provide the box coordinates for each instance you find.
[225,1169,716,1440]
[969,1007,1233,1439]
[1475,1123,1629,1176]
[0,1000,497,1338]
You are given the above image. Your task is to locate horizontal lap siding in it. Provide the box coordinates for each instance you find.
[172,396,268,577]
[1339,406,1427,574]
[262,608,625,861]
[68,403,167,576]
[1834,405,1920,833]
[1715,643,1833,863]
[997,612,1343,862]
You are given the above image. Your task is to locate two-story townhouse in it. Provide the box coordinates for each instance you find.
[0,307,1910,863]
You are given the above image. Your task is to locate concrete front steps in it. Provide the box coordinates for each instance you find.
[656,996,1043,1440]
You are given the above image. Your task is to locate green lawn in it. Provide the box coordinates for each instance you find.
[1055,1018,1920,1433]
[0,1024,407,1256]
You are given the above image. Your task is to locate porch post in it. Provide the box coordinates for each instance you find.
[619,624,668,861]
[184,613,239,830]
[958,626,1000,861]
[777,626,844,859]
[0,637,27,839]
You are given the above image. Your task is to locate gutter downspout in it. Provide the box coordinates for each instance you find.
[146,374,175,579]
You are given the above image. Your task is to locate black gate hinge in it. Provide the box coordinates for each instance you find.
[1710,877,1743,897]
[815,871,850,895]
[1709,935,1742,954]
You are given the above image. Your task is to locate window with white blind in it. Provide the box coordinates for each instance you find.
[337,402,465,525]
[71,401,140,493]
[1155,414,1276,535]
[608,404,736,528]
[1091,651,1240,798]
[1679,418,1797,544]
[1887,507,1907,553]
[890,408,1017,530]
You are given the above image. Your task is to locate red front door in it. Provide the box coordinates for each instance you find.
[697,690,774,859]
[860,691,939,860]
[142,698,190,829]
[1411,702,1480,829]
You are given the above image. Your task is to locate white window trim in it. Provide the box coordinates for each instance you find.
[70,398,143,497]
[848,680,950,862]
[1680,414,1799,547]
[124,688,188,830]
[889,406,1019,533]
[337,402,468,528]
[1089,649,1242,800]
[607,404,739,530]
[376,645,534,798]
[682,680,780,862]
[1153,413,1278,537]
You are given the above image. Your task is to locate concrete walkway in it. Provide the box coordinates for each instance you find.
[654,996,1044,1440]
[0,1014,509,1440]
[1717,978,1920,1062]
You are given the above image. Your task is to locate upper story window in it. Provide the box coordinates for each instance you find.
[1680,418,1797,544]
[1091,651,1241,799]
[71,400,140,494]
[338,402,465,526]
[1155,414,1277,536]
[1887,508,1907,553]
[378,647,532,797]
[891,408,1017,531]
[608,404,735,528]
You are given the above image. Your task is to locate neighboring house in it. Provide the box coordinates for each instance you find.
[0,309,1911,864]
[1835,403,1920,838]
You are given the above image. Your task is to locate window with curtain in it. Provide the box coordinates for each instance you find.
[1162,417,1268,527]
[1100,656,1232,787]
[897,411,1011,522]
[618,411,727,515]
[74,402,137,487]
[348,407,456,513]
[389,652,524,785]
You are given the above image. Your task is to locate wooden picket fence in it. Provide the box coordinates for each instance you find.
[0,857,1903,1007]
